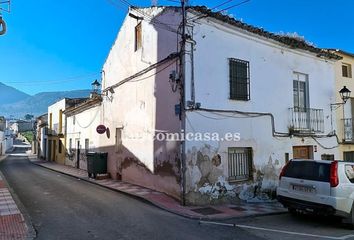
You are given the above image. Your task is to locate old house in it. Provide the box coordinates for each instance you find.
[47,98,87,163]
[64,95,102,170]
[0,116,13,155]
[328,49,354,161]
[47,6,342,205]
[35,114,48,159]
[95,6,343,205]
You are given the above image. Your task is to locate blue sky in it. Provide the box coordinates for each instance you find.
[0,0,353,95]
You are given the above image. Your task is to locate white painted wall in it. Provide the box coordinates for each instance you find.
[100,7,182,198]
[0,131,13,155]
[48,99,66,133]
[182,13,339,202]
[65,105,101,169]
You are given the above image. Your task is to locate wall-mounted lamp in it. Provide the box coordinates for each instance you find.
[330,86,351,132]
[91,79,101,94]
[331,86,351,110]
[339,86,351,104]
[108,87,115,94]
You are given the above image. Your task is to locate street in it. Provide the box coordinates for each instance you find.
[1,143,354,240]
[0,143,259,240]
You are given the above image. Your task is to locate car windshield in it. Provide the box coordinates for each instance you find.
[283,161,330,182]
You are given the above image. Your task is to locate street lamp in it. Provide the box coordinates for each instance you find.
[91,79,101,94]
[339,86,351,104]
[330,86,352,133]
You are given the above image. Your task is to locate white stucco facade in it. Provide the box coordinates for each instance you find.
[181,12,339,204]
[65,104,101,170]
[100,7,182,198]
[0,130,13,155]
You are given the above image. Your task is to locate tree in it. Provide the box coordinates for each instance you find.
[24,114,34,120]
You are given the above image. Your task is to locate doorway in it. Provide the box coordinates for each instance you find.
[75,139,80,169]
[293,146,313,159]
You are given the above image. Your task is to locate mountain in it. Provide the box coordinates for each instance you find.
[0,82,31,105]
[0,85,91,118]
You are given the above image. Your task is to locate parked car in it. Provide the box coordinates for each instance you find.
[277,159,354,226]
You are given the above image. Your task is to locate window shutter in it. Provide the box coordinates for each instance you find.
[229,58,250,100]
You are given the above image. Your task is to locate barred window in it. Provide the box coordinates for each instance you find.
[229,58,250,101]
[228,147,253,181]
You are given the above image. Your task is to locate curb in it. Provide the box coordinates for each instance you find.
[29,157,287,221]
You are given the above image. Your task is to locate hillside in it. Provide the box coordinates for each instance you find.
[0,86,91,118]
[0,82,31,105]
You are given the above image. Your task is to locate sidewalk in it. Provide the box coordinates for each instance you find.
[28,155,287,220]
[0,170,31,240]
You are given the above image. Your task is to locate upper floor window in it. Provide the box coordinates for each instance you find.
[49,113,53,130]
[229,58,250,101]
[293,72,309,112]
[135,22,142,51]
[342,63,352,78]
[59,109,63,133]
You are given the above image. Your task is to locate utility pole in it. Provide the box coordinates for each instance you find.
[180,0,187,206]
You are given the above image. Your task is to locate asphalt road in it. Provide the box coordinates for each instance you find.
[220,212,354,240]
[3,142,354,240]
[0,143,262,240]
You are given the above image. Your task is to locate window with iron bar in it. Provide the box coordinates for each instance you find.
[229,58,250,101]
[228,147,253,181]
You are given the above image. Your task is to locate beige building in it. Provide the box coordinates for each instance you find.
[330,50,354,160]
[47,98,87,164]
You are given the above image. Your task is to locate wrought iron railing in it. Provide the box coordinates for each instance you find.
[289,107,324,133]
[343,118,354,142]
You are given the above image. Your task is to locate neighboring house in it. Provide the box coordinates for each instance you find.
[181,7,343,204]
[329,49,354,160]
[0,116,5,131]
[64,96,102,170]
[47,98,87,164]
[35,114,48,159]
[9,120,34,134]
[0,129,13,155]
[97,6,342,205]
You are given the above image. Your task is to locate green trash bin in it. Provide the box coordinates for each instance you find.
[86,152,108,178]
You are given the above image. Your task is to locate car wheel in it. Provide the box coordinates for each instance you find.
[343,203,354,229]
[288,207,298,216]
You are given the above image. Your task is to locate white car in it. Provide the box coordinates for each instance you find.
[277,159,354,226]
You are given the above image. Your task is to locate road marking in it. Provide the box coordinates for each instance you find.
[199,221,354,240]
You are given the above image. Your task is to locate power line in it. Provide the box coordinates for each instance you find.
[220,0,250,12]
[188,0,251,22]
[129,59,177,83]
[3,72,100,85]
[105,0,180,34]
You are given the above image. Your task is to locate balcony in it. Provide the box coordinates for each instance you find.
[289,107,324,133]
[343,118,354,142]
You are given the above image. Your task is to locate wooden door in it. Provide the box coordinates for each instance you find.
[293,146,313,159]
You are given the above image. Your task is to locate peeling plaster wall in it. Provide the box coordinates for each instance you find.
[182,13,339,204]
[100,8,182,199]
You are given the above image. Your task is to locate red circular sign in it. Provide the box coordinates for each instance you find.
[96,125,107,134]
